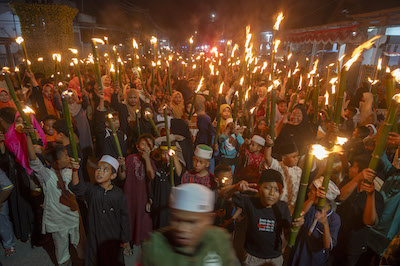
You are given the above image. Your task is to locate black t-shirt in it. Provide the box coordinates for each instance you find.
[336,180,384,255]
[233,194,291,259]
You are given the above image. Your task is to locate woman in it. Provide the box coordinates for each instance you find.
[274,105,316,158]
[0,89,16,110]
[42,84,61,118]
[169,91,185,119]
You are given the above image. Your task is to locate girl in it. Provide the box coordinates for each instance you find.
[42,84,61,118]
[218,118,244,173]
[0,89,16,110]
[169,91,185,119]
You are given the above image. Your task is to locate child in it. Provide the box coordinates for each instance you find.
[264,137,302,214]
[214,164,236,233]
[69,155,131,265]
[233,169,304,265]
[290,177,341,266]
[122,134,156,247]
[25,126,83,266]
[181,144,217,189]
[218,118,245,172]
[214,104,232,130]
[95,93,128,158]
[236,135,266,183]
[41,115,59,143]
[150,140,183,229]
[194,95,215,147]
[333,154,384,266]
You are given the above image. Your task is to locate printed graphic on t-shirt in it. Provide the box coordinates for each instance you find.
[257,218,275,232]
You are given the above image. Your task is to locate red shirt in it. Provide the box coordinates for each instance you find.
[181,169,217,189]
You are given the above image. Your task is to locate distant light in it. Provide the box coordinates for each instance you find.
[195,31,198,34]
[352,31,357,37]
[211,13,216,18]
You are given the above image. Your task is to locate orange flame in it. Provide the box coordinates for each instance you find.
[344,35,381,71]
[273,12,284,31]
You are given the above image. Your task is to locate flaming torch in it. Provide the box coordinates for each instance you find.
[270,12,284,80]
[214,82,225,145]
[188,77,204,120]
[107,113,126,171]
[145,110,160,137]
[61,90,79,161]
[91,38,105,94]
[269,81,279,144]
[132,39,139,68]
[288,144,330,246]
[16,37,31,71]
[150,36,158,62]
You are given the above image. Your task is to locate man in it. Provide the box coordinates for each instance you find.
[141,183,240,265]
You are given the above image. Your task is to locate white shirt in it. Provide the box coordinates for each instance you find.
[30,158,79,234]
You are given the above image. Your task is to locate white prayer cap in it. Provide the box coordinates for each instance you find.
[225,118,234,125]
[99,155,119,172]
[312,177,340,201]
[170,183,215,213]
[252,135,266,147]
[194,144,213,160]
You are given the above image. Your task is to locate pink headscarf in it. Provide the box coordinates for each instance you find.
[5,112,47,175]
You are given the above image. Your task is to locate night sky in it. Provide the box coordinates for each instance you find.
[80,0,400,43]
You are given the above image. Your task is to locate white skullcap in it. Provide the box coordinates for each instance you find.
[225,118,234,125]
[170,183,214,213]
[252,135,266,146]
[99,155,119,172]
[194,144,213,160]
[312,177,340,201]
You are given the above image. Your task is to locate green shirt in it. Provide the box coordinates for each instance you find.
[141,226,239,266]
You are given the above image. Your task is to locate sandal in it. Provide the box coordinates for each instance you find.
[5,246,15,256]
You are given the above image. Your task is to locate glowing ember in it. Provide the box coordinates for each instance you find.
[52,53,61,62]
[377,58,382,71]
[219,82,224,94]
[132,39,138,49]
[336,137,348,146]
[189,36,194,44]
[168,149,176,156]
[72,58,78,65]
[16,37,24,44]
[92,38,105,45]
[145,111,151,116]
[23,106,35,114]
[150,36,157,45]
[15,67,19,72]
[69,48,78,54]
[108,113,113,119]
[195,77,204,93]
[37,57,43,62]
[250,107,256,114]
[311,144,329,160]
[273,12,284,31]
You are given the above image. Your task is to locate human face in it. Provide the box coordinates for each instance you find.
[216,171,233,187]
[174,93,183,105]
[134,79,143,90]
[249,141,262,154]
[43,119,56,136]
[95,161,117,184]
[282,151,299,167]
[188,80,196,91]
[104,76,111,87]
[137,138,153,153]
[349,162,360,180]
[192,156,210,173]
[156,90,163,100]
[278,102,287,115]
[259,182,281,207]
[0,91,9,103]
[44,86,52,99]
[55,150,70,169]
[170,209,214,250]
[257,88,266,99]
[161,149,170,163]
[289,108,303,125]
[257,120,267,132]
[127,93,139,107]
[222,107,231,120]
[307,185,319,204]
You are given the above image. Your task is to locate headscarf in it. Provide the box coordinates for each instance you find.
[218,104,232,129]
[124,89,140,123]
[170,91,185,119]
[67,77,82,98]
[5,112,47,175]
[42,84,60,118]
[359,92,376,126]
[0,89,16,110]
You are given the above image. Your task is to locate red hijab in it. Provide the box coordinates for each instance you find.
[0,89,16,110]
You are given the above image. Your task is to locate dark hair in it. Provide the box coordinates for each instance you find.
[0,107,17,125]
[258,169,284,186]
[352,154,371,172]
[357,126,370,139]
[53,119,79,138]
[42,115,58,123]
[42,142,67,166]
[277,99,287,105]
[137,133,154,145]
[346,107,357,116]
[214,165,232,178]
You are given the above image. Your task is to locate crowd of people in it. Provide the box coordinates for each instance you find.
[0,51,399,266]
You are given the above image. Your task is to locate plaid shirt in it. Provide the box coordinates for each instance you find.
[181,170,216,189]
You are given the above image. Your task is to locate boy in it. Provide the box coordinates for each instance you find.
[150,140,183,229]
[333,154,384,266]
[95,93,128,158]
[41,115,59,143]
[264,137,302,214]
[69,155,131,265]
[233,169,304,265]
[214,164,235,232]
[25,125,82,266]
[181,144,217,189]
[236,135,266,183]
